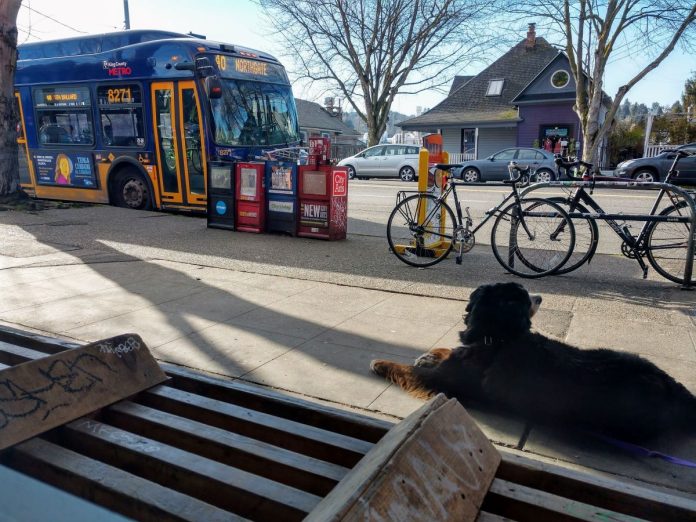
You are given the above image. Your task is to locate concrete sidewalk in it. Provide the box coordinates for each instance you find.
[0,204,695,500]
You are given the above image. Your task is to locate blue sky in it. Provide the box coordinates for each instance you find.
[16,0,693,115]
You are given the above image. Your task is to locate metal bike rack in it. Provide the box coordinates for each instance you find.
[519,180,696,288]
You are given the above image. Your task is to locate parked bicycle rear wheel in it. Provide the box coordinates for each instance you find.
[645,201,694,284]
[387,194,456,267]
[535,197,599,275]
[491,198,575,278]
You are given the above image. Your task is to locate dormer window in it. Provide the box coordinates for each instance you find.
[486,79,504,96]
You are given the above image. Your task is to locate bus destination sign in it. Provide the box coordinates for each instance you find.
[212,54,288,84]
[35,87,90,108]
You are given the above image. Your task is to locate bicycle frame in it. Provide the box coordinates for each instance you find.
[520,179,696,286]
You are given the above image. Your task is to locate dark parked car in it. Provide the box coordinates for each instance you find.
[614,148,696,185]
[452,147,557,183]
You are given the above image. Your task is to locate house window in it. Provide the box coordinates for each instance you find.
[486,79,504,96]
[551,70,570,89]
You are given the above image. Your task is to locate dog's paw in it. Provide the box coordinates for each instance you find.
[370,359,388,375]
[414,352,440,367]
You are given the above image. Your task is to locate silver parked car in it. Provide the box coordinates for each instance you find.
[453,147,558,183]
[337,144,420,181]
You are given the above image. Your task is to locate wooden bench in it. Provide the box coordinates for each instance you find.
[0,325,694,521]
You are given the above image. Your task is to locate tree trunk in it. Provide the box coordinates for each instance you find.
[0,0,21,196]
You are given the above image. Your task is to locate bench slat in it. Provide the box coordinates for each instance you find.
[138,385,373,467]
[102,400,348,496]
[2,437,246,522]
[53,417,321,521]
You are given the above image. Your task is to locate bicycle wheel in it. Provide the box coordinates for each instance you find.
[645,201,695,284]
[387,194,456,267]
[541,197,599,275]
[491,197,575,278]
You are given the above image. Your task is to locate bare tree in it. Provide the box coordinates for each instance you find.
[259,0,494,146]
[0,0,20,196]
[511,1,696,163]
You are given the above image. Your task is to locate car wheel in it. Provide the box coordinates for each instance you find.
[462,167,480,183]
[534,169,555,183]
[632,169,657,182]
[346,165,356,180]
[399,166,416,182]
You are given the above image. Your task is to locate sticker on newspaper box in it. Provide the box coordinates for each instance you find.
[332,170,347,196]
[269,200,294,214]
[301,202,328,227]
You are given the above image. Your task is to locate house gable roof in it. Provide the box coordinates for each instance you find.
[399,37,560,129]
[512,54,577,104]
[295,98,360,136]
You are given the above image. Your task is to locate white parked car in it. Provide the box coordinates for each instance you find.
[337,144,420,181]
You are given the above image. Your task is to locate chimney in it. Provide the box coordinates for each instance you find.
[526,23,536,49]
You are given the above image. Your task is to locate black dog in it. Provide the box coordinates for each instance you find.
[371,282,696,442]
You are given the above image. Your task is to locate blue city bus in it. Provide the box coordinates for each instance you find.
[14,30,300,211]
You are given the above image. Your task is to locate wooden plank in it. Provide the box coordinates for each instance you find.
[0,334,167,450]
[102,400,348,496]
[2,437,245,522]
[483,478,647,522]
[162,363,393,443]
[137,385,373,467]
[52,416,321,521]
[497,447,696,521]
[306,395,501,522]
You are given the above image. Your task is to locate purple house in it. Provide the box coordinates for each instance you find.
[399,25,606,162]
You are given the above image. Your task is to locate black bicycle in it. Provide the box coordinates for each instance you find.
[520,151,696,284]
[386,163,576,278]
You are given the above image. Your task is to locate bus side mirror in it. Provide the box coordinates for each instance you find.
[205,76,223,99]
[195,57,214,78]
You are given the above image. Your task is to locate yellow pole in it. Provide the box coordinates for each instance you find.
[418,148,429,193]
[392,148,451,259]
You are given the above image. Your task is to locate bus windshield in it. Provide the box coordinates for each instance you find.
[211,79,299,147]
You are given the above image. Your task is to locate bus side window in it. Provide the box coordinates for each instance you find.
[97,84,145,148]
[33,85,94,146]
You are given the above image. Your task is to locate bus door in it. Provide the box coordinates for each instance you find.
[151,81,207,207]
[15,92,36,193]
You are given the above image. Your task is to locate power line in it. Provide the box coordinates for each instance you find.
[20,3,88,34]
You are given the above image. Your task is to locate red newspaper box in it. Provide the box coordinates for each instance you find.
[235,162,265,233]
[298,165,348,240]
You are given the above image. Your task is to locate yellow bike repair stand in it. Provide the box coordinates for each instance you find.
[391,148,451,259]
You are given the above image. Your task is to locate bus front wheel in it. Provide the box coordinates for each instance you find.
[112,170,152,210]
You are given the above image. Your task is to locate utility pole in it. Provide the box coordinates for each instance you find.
[123,0,131,29]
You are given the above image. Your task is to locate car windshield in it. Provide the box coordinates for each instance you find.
[210,79,300,146]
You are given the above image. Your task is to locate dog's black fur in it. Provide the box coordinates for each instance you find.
[371,282,696,442]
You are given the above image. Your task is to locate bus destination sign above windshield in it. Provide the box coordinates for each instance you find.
[212,54,288,84]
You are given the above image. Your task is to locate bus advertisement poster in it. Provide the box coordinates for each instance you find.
[34,153,97,188]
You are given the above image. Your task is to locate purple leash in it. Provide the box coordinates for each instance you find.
[592,433,696,468]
